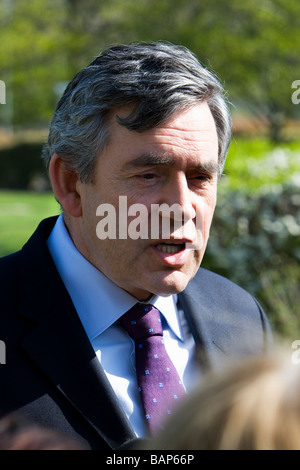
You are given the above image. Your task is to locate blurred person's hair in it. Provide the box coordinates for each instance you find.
[139,350,300,450]
[42,41,231,182]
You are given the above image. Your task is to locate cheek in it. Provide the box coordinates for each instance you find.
[84,204,99,240]
[196,192,216,226]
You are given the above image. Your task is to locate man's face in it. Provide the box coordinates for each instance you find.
[74,102,219,300]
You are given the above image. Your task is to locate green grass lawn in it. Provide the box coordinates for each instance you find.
[0,191,60,257]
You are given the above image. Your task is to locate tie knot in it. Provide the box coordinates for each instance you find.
[119,303,163,340]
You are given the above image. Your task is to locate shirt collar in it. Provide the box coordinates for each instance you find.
[47,215,183,342]
[152,295,183,341]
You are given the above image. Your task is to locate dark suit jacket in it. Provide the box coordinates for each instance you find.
[0,217,272,449]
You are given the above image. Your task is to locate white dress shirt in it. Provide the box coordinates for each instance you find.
[47,214,197,436]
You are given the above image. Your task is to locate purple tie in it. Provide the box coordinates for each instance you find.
[119,303,186,434]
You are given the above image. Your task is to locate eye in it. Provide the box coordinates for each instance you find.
[193,173,212,182]
[142,173,156,180]
[189,173,214,189]
[137,171,162,183]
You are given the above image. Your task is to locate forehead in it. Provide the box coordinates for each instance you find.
[104,102,219,166]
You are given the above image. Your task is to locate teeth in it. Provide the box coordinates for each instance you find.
[157,243,184,254]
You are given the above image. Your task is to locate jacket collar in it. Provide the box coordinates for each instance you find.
[178,271,232,373]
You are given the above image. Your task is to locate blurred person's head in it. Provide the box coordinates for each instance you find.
[0,414,88,450]
[140,351,300,450]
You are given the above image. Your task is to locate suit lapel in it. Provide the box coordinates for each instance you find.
[17,217,136,449]
[178,268,232,372]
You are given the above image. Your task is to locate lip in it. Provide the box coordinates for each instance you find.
[149,239,194,267]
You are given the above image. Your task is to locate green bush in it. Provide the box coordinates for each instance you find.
[224,139,300,190]
[0,143,50,190]
[203,176,300,340]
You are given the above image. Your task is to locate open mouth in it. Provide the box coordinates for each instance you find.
[156,243,185,254]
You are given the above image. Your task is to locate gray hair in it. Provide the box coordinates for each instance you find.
[42,41,231,182]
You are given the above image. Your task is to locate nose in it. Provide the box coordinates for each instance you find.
[160,173,196,222]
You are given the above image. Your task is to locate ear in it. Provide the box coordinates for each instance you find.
[48,153,82,217]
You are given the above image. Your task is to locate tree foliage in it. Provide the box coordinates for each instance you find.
[0,0,299,140]
[203,172,300,339]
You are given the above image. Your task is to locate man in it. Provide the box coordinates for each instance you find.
[0,42,272,450]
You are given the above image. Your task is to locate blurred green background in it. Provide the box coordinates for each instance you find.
[0,0,299,340]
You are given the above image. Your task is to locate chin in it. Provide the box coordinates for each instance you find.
[150,271,193,297]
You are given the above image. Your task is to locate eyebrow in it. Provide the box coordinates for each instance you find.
[124,152,220,175]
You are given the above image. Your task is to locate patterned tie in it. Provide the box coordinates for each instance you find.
[119,303,186,434]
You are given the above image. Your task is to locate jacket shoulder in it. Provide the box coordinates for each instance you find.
[189,267,260,302]
[180,267,273,356]
[0,251,20,282]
